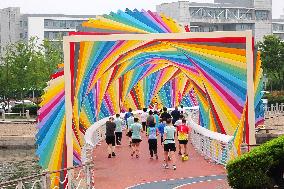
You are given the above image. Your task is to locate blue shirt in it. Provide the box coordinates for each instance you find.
[164,125,176,144]
[153,114,159,127]
[130,123,142,139]
[148,127,158,139]
[158,122,166,135]
[125,112,132,123]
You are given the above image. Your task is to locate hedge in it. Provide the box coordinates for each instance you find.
[11,104,38,115]
[226,136,284,189]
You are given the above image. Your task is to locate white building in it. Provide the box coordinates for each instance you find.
[157,0,273,42]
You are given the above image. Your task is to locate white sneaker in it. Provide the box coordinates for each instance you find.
[163,164,169,169]
[173,165,176,170]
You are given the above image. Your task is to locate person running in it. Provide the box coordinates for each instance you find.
[127,113,134,147]
[146,110,156,134]
[141,108,148,131]
[147,123,159,159]
[114,114,123,145]
[160,107,171,122]
[105,117,116,158]
[153,111,160,128]
[174,114,184,155]
[163,118,177,170]
[171,107,180,125]
[177,119,190,161]
[157,119,166,145]
[129,118,143,158]
[179,104,185,115]
[124,108,133,129]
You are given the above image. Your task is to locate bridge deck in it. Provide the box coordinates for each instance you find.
[92,131,229,189]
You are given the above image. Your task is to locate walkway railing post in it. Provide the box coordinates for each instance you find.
[86,163,92,189]
[16,181,24,189]
[1,110,5,120]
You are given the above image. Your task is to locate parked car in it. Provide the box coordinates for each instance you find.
[15,100,35,105]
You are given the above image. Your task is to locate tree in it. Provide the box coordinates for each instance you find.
[257,35,284,91]
[0,37,63,108]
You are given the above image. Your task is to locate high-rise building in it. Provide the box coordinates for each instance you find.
[0,7,96,58]
[272,9,284,40]
[157,0,272,42]
[0,7,21,54]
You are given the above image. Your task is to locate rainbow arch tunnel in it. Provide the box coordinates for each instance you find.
[37,9,264,183]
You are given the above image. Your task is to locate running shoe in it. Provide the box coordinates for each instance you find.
[108,154,111,158]
[173,165,176,170]
[178,151,182,155]
[163,164,169,169]
[112,152,116,157]
[136,154,139,158]
[155,154,158,160]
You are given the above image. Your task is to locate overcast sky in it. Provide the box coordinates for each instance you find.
[0,0,283,18]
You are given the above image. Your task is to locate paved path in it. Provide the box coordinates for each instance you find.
[92,131,229,189]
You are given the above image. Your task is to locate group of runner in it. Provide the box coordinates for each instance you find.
[104,106,191,170]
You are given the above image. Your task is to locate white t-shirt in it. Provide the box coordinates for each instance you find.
[141,112,148,122]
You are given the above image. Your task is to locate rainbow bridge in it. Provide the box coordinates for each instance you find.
[33,9,264,188]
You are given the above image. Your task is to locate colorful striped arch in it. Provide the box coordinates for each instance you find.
[37,10,264,185]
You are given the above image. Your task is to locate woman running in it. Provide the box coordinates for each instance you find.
[129,118,143,158]
[147,123,159,159]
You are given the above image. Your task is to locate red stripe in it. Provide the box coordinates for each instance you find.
[70,42,75,105]
[160,37,246,44]
[51,71,64,79]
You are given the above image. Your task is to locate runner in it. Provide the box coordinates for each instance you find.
[177,119,190,161]
[114,114,123,145]
[124,108,133,129]
[105,117,116,158]
[146,110,156,134]
[157,119,166,145]
[171,106,180,125]
[129,118,143,158]
[147,123,159,159]
[160,107,171,122]
[174,114,184,155]
[127,113,134,147]
[153,111,160,128]
[141,108,148,131]
[179,104,185,115]
[163,118,177,170]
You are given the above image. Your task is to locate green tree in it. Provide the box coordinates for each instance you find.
[0,37,63,107]
[257,35,284,91]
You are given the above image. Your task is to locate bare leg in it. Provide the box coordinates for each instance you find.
[170,151,176,169]
[136,143,140,157]
[107,145,112,155]
[164,151,169,166]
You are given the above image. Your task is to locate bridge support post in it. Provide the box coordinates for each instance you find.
[246,31,256,147]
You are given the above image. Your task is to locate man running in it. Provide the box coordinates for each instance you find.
[124,108,133,129]
[157,119,166,145]
[171,107,180,125]
[129,118,143,158]
[177,119,190,161]
[141,108,148,131]
[127,113,135,147]
[114,114,123,145]
[160,107,171,122]
[163,118,177,170]
[174,114,184,155]
[146,110,156,134]
[153,111,160,128]
[105,117,116,158]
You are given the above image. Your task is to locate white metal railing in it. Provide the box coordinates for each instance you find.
[187,109,237,165]
[0,163,94,189]
[264,103,284,118]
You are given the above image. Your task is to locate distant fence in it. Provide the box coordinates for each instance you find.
[0,163,94,189]
[264,103,284,118]
[0,110,34,122]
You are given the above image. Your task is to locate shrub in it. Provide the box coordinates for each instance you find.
[11,104,38,115]
[226,136,284,189]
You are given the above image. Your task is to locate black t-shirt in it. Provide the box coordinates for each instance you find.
[105,121,116,136]
[160,112,171,121]
[171,110,180,121]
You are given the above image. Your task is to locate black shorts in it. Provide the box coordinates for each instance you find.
[115,132,122,138]
[132,139,142,144]
[127,131,132,137]
[179,140,188,145]
[106,136,115,146]
[164,143,176,152]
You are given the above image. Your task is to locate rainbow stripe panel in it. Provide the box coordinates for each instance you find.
[37,9,264,183]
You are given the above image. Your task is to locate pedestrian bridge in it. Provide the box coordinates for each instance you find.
[84,108,235,188]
